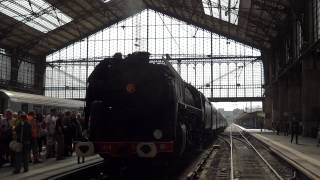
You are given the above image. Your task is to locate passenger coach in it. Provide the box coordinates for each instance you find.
[0,89,84,114]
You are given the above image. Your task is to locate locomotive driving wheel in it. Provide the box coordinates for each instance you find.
[175,122,187,157]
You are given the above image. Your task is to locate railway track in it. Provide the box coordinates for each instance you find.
[231,131,282,179]
[199,125,300,180]
[200,138,231,180]
[44,141,222,180]
[42,125,312,180]
[44,160,106,180]
[234,126,311,180]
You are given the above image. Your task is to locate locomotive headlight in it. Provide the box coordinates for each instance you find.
[126,83,136,94]
[153,129,163,140]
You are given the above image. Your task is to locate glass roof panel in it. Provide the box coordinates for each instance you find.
[41,13,61,27]
[201,0,239,25]
[15,0,41,13]
[1,1,31,16]
[0,0,73,33]
[204,6,211,15]
[220,0,229,7]
[25,21,49,32]
[230,13,238,24]
[101,0,112,3]
[32,0,50,9]
[230,0,239,8]
[47,9,72,24]
[33,16,58,30]
[0,6,25,21]
[221,8,229,22]
[212,5,220,18]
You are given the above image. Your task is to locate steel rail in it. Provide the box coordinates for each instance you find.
[230,125,234,180]
[44,160,105,180]
[236,127,284,180]
[186,144,220,180]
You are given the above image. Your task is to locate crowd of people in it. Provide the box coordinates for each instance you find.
[0,109,85,174]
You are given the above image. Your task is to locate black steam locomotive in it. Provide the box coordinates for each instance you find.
[85,52,227,159]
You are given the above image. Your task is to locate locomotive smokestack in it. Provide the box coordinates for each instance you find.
[127,51,150,64]
[113,52,123,60]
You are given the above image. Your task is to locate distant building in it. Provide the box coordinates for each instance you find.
[218,108,224,113]
[233,108,244,117]
[234,111,265,129]
[218,108,245,124]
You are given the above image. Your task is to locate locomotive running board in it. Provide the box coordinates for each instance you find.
[178,102,202,115]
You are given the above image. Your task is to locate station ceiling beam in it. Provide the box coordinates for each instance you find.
[0,0,290,57]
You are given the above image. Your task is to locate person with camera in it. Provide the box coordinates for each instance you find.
[0,109,13,167]
[13,113,32,174]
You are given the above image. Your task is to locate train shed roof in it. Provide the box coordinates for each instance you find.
[0,0,291,57]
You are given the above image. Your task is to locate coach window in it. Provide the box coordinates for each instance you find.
[44,106,51,115]
[33,105,42,114]
[21,103,29,113]
[313,0,320,41]
[0,98,5,114]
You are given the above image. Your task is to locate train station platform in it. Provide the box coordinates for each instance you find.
[0,155,103,180]
[233,124,320,180]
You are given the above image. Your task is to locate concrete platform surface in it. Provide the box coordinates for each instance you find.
[234,124,320,179]
[0,155,103,180]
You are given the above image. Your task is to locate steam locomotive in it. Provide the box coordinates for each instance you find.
[85,52,227,159]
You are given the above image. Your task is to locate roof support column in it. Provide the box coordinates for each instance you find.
[301,54,320,137]
[263,92,273,129]
[278,77,288,134]
[271,78,289,134]
[10,50,20,88]
[34,57,46,95]
[271,81,280,132]
[287,69,301,126]
[262,51,273,129]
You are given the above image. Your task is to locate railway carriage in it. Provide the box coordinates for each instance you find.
[0,89,84,114]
